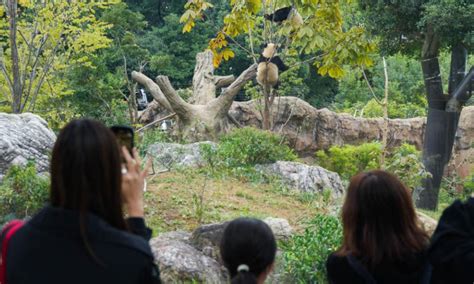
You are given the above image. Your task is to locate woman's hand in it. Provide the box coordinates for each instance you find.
[121,147,150,217]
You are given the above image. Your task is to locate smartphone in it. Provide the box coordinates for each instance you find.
[110,126,134,156]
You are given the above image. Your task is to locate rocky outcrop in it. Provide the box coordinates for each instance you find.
[448,106,473,178]
[147,141,217,171]
[263,217,293,241]
[150,218,293,283]
[256,161,345,198]
[230,97,426,155]
[150,231,228,284]
[0,113,55,179]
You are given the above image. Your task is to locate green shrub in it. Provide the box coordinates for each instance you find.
[385,143,430,190]
[217,127,297,167]
[0,162,49,223]
[316,142,429,189]
[316,142,382,180]
[282,214,343,283]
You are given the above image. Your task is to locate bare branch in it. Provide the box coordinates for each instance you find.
[0,49,15,100]
[156,75,194,119]
[131,71,173,112]
[211,63,257,114]
[214,75,235,88]
[362,69,383,105]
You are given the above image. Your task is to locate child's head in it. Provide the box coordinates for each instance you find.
[220,218,277,284]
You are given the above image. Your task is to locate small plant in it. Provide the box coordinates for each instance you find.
[217,127,297,167]
[442,173,474,203]
[0,162,49,223]
[282,214,343,283]
[385,143,430,190]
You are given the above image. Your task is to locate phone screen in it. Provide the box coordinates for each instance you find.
[110,126,134,156]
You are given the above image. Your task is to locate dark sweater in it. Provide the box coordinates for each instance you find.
[2,206,161,284]
[326,251,428,284]
[429,198,474,284]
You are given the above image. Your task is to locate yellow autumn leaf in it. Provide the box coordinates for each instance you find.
[222,49,235,60]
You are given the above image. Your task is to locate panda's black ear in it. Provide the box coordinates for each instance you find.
[259,43,266,49]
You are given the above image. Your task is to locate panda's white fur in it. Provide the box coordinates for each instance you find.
[257,43,279,88]
[289,9,303,28]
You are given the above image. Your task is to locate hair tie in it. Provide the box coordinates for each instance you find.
[237,264,249,272]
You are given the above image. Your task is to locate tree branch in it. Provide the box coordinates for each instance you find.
[155,75,194,119]
[211,63,257,114]
[131,71,173,112]
[214,75,235,88]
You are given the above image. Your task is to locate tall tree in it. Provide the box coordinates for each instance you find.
[140,0,375,136]
[359,0,473,209]
[0,0,116,114]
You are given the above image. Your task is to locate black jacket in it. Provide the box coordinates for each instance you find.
[326,251,429,284]
[429,198,474,284]
[2,206,161,284]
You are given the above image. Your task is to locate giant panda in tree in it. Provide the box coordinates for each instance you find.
[257,43,288,90]
[264,6,303,28]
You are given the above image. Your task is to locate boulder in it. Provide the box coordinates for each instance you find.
[151,217,293,283]
[0,113,55,178]
[147,141,217,171]
[263,217,293,241]
[190,222,229,261]
[448,106,473,179]
[256,161,345,198]
[150,231,228,284]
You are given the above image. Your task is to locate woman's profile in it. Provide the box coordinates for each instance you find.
[326,170,430,284]
[1,119,160,284]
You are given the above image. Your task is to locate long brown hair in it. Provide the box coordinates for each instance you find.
[337,170,428,267]
[50,119,127,261]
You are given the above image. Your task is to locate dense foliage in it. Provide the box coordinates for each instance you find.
[0,162,49,223]
[216,127,297,167]
[282,214,343,283]
[198,127,297,181]
[316,142,430,189]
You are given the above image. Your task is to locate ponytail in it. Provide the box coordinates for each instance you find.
[231,264,257,284]
[231,271,257,284]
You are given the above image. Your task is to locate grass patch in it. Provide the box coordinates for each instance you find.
[143,169,334,235]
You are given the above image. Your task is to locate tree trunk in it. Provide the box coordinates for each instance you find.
[7,0,21,113]
[132,50,257,141]
[415,32,468,209]
[262,86,272,130]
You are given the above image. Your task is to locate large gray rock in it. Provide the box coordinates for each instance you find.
[263,217,293,241]
[151,217,294,283]
[150,231,228,284]
[256,161,344,198]
[147,141,217,171]
[0,113,55,177]
[190,222,229,262]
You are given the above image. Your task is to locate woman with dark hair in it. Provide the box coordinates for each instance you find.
[326,170,430,284]
[1,119,160,284]
[220,218,276,284]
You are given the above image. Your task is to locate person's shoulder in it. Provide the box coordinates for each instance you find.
[100,225,154,258]
[326,252,349,269]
